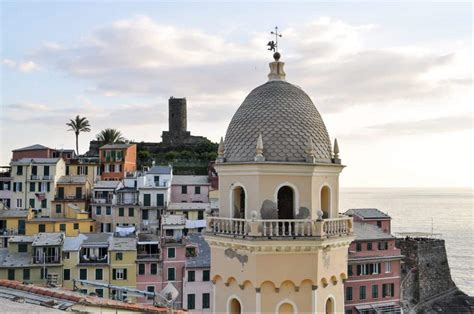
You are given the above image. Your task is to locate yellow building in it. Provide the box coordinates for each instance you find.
[51,175,92,214]
[67,156,100,185]
[0,233,64,285]
[205,53,354,313]
[63,233,137,301]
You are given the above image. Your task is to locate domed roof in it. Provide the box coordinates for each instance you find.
[224,79,333,163]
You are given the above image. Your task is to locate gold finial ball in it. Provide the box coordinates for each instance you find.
[273,52,281,61]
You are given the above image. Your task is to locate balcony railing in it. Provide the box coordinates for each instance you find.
[80,255,108,264]
[206,216,353,239]
[30,175,40,180]
[55,195,86,201]
[137,253,161,260]
[43,175,53,180]
[92,198,113,204]
[34,256,60,264]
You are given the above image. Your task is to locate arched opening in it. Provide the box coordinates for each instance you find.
[278,302,295,314]
[277,186,294,219]
[325,297,334,314]
[232,186,246,218]
[320,186,331,218]
[229,298,242,314]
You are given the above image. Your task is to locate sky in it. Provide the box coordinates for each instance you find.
[0,1,472,187]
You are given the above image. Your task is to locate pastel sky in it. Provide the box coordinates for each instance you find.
[1,2,472,187]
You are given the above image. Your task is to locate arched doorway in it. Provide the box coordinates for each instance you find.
[232,186,246,218]
[277,186,294,219]
[229,298,242,314]
[325,297,334,314]
[278,302,295,314]
[320,186,331,218]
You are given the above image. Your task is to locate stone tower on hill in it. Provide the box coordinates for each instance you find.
[162,97,205,146]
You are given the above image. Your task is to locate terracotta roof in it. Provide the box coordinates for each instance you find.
[0,280,184,313]
[12,144,50,152]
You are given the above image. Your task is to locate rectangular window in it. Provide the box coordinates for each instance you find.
[188,270,195,282]
[23,269,30,281]
[187,294,195,310]
[128,207,134,217]
[41,199,47,209]
[47,182,50,192]
[18,243,28,253]
[356,242,362,251]
[151,263,157,275]
[377,221,382,228]
[360,286,366,300]
[39,224,45,233]
[63,269,70,280]
[202,293,210,309]
[96,206,101,215]
[17,199,22,208]
[40,268,48,279]
[56,204,62,214]
[113,268,127,280]
[144,194,151,206]
[203,270,210,282]
[116,252,123,261]
[156,194,164,206]
[17,166,23,175]
[385,261,391,273]
[80,269,87,280]
[168,247,176,258]
[142,209,149,220]
[106,206,111,215]
[119,208,124,217]
[378,242,388,250]
[60,224,66,232]
[32,166,37,175]
[18,182,22,192]
[198,210,204,220]
[8,269,15,280]
[44,166,50,176]
[181,185,187,194]
[346,287,353,301]
[96,269,103,280]
[95,288,104,298]
[367,242,373,251]
[167,267,176,281]
[74,223,79,230]
[64,252,70,259]
[382,283,395,297]
[138,263,145,275]
[194,186,201,194]
[147,286,155,300]
[348,264,353,276]
[372,284,379,298]
[29,182,35,192]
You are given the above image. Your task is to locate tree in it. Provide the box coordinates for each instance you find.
[95,128,125,144]
[66,115,91,155]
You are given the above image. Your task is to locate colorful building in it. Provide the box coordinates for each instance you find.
[10,158,66,216]
[67,156,100,184]
[99,143,137,181]
[0,208,29,247]
[183,233,212,313]
[344,208,402,314]
[136,233,162,304]
[171,175,210,204]
[51,175,92,215]
[90,180,120,233]
[0,167,13,209]
[11,144,75,162]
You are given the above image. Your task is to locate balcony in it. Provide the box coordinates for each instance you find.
[92,198,113,204]
[34,255,60,264]
[43,175,53,180]
[79,247,108,264]
[30,175,40,180]
[206,216,353,239]
[55,195,86,201]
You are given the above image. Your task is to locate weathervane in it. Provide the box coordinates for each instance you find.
[267,26,282,52]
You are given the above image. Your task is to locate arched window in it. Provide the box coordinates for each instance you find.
[277,186,294,219]
[229,298,242,314]
[278,302,295,314]
[320,186,331,219]
[231,185,246,218]
[325,297,334,314]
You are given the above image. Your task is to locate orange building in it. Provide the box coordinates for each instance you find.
[99,144,137,181]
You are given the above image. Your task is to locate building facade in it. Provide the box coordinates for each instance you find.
[99,144,137,181]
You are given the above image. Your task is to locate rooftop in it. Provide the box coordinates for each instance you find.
[82,233,113,246]
[100,143,134,149]
[0,251,32,267]
[110,236,137,251]
[353,222,395,241]
[172,175,209,186]
[12,144,50,152]
[168,202,211,211]
[63,234,88,251]
[0,209,29,218]
[32,233,64,246]
[186,233,210,269]
[9,235,35,243]
[148,165,172,175]
[11,158,61,165]
[57,175,88,184]
[345,208,391,220]
[93,180,120,189]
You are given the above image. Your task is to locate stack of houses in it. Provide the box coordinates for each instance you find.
[0,143,402,313]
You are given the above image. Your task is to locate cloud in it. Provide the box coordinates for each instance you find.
[8,102,51,112]
[367,115,473,135]
[2,59,39,72]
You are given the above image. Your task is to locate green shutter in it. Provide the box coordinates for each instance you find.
[112,269,116,280]
[123,269,127,280]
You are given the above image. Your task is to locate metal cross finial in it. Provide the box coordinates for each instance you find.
[267,26,282,52]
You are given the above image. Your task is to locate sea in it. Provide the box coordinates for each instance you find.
[339,188,473,296]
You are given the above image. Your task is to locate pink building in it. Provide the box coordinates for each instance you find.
[0,167,13,209]
[171,176,210,203]
[344,208,402,314]
[183,233,212,313]
[136,233,162,304]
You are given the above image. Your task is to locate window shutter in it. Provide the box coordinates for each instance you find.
[123,269,127,280]
[47,182,50,192]
[85,166,89,175]
[113,269,116,280]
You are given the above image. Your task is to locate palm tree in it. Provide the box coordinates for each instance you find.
[96,128,125,144]
[66,115,91,155]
